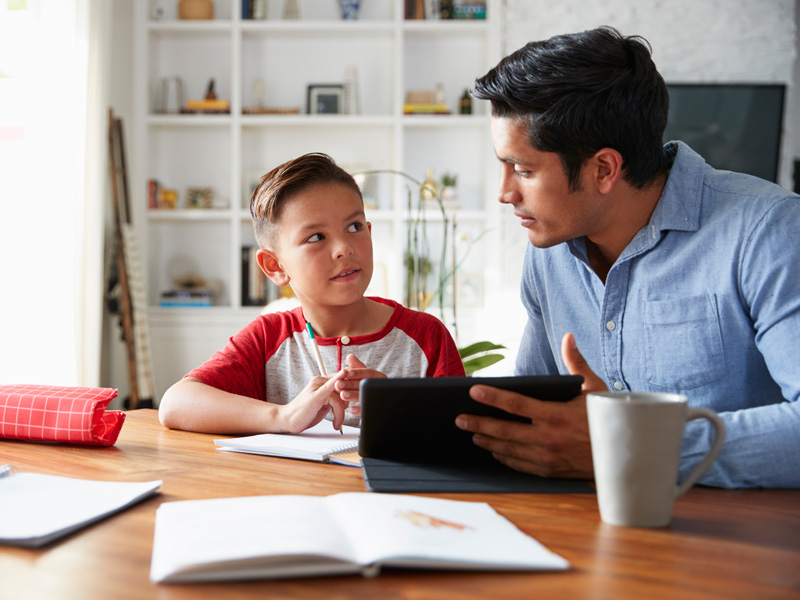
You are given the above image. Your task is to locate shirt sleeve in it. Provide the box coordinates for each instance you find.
[185,317,269,402]
[682,197,800,488]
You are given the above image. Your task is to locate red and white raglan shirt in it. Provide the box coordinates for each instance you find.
[186,297,465,427]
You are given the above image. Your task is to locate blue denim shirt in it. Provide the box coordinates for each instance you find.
[516,142,800,488]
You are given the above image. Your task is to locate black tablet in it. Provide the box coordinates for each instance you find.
[358,375,583,463]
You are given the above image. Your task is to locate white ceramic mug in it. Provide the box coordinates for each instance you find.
[586,391,726,528]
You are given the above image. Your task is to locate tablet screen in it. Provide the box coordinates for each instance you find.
[358,375,583,463]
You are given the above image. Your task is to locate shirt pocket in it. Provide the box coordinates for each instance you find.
[643,295,725,389]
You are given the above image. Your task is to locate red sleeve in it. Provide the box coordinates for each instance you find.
[394,308,466,377]
[185,310,302,401]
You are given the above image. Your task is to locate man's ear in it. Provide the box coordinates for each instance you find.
[256,248,290,287]
[593,148,623,194]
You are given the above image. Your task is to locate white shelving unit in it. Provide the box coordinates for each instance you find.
[133,0,502,397]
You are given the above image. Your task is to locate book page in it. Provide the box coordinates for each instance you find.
[215,421,359,461]
[0,473,161,547]
[329,493,569,571]
[151,495,362,583]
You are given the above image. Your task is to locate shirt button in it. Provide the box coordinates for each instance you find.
[341,336,350,345]
[613,381,624,390]
[606,321,616,331]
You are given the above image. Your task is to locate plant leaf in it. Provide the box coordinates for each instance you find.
[462,354,505,376]
[458,341,506,359]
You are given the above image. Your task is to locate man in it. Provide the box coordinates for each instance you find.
[455,26,799,488]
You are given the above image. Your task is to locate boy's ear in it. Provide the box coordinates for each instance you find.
[256,248,290,287]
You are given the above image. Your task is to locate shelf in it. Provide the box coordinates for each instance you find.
[148,209,233,222]
[134,1,502,395]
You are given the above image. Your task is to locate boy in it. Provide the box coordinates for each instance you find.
[159,152,465,435]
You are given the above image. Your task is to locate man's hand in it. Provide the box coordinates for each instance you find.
[454,333,607,478]
[333,353,387,417]
[281,370,348,433]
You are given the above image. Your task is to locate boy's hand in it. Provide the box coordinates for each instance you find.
[281,370,348,433]
[334,353,386,417]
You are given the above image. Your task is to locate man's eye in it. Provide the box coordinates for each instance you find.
[514,169,531,177]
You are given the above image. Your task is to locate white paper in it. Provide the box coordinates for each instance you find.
[0,473,161,547]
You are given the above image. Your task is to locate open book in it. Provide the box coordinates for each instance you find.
[214,420,360,467]
[150,492,569,583]
[0,472,161,547]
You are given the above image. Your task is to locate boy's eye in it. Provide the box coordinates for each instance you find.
[514,168,531,177]
[347,222,364,233]
[306,233,323,243]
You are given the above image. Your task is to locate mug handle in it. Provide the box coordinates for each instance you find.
[675,407,727,498]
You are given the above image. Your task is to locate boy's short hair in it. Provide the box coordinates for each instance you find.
[473,26,670,191]
[250,152,363,249]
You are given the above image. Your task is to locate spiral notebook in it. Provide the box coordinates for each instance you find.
[214,421,360,467]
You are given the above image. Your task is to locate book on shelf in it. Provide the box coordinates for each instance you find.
[403,103,450,115]
[241,245,279,307]
[149,492,569,582]
[160,289,213,308]
[215,420,361,467]
[0,471,161,548]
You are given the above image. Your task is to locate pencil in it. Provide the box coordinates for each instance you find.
[305,322,327,376]
[306,322,343,435]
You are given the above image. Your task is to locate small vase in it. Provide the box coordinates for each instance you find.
[338,0,360,20]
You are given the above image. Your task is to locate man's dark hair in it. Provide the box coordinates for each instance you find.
[473,26,669,190]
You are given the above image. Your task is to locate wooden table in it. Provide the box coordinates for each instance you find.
[1,409,798,600]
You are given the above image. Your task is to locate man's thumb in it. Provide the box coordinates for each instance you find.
[561,333,607,393]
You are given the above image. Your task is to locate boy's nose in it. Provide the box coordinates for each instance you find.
[334,239,354,259]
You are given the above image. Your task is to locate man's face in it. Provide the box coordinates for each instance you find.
[266,182,373,311]
[490,117,603,248]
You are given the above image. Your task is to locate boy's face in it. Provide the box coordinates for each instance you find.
[257,182,373,310]
[490,117,607,249]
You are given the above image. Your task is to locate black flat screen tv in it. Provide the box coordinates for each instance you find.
[663,84,786,183]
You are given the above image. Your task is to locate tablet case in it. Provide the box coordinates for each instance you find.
[358,376,594,494]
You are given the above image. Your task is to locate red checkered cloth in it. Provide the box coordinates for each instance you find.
[0,384,125,446]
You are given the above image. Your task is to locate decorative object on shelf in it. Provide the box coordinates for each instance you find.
[148,179,173,209]
[307,84,344,114]
[459,88,472,115]
[338,0,360,20]
[440,172,460,209]
[183,78,230,113]
[185,187,213,209]
[243,79,301,114]
[404,90,449,115]
[434,83,446,106]
[178,0,214,20]
[343,66,360,115]
[282,0,299,19]
[353,167,504,373]
[155,76,184,114]
[160,188,178,209]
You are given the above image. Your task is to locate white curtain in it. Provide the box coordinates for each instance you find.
[0,0,108,386]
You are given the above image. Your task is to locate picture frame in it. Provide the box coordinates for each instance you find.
[307,84,344,115]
